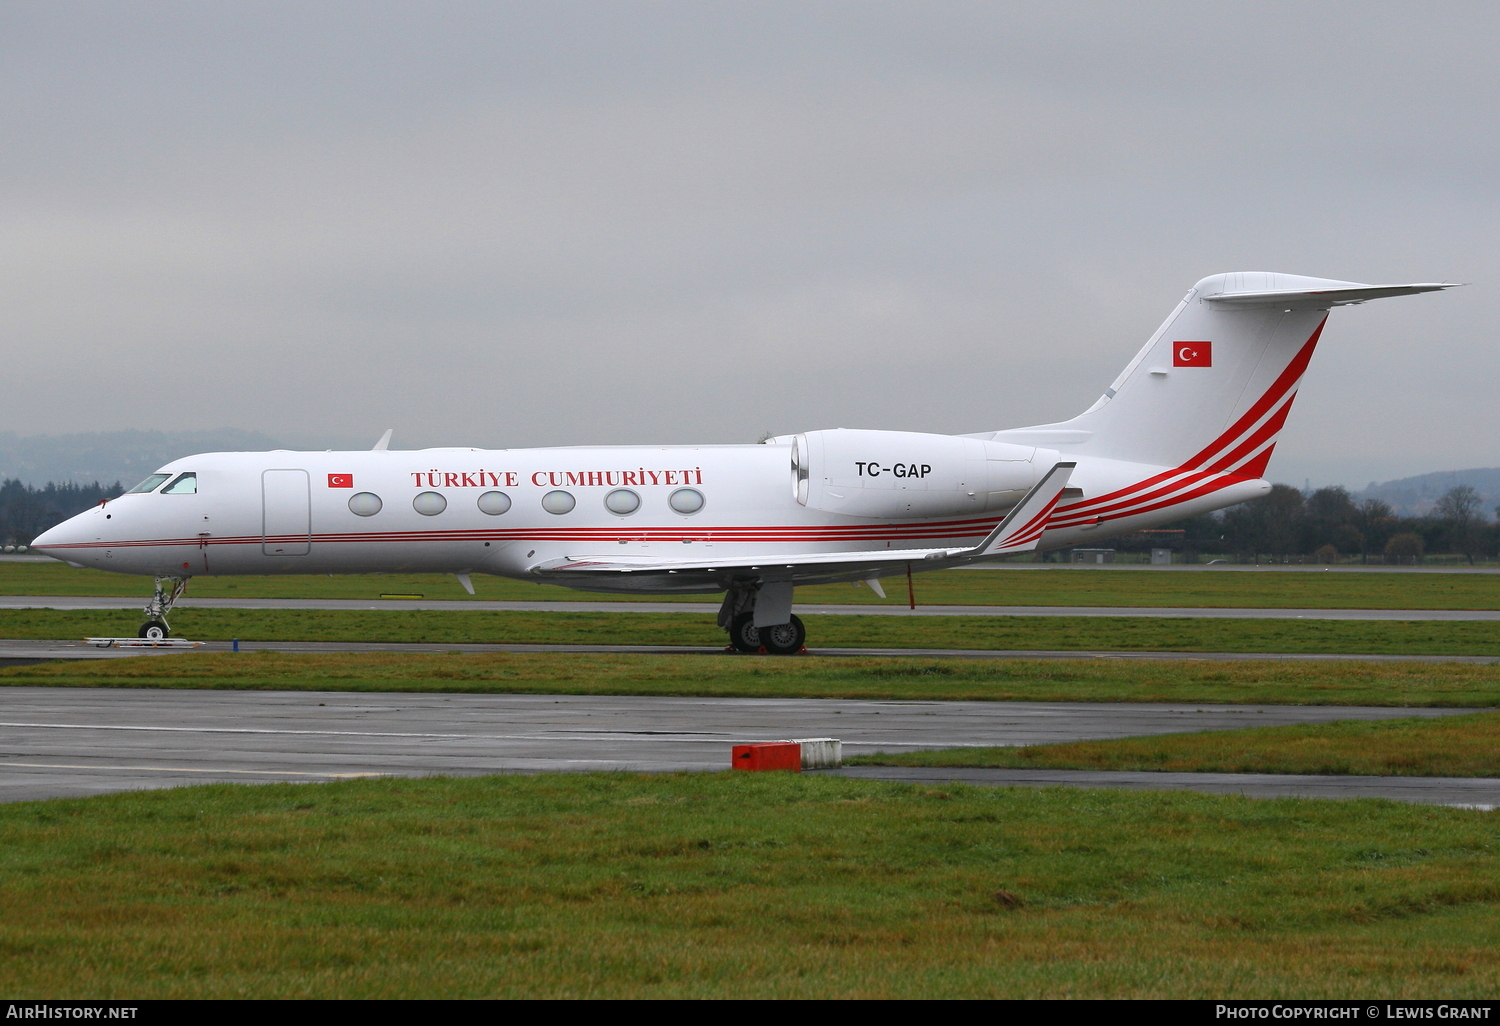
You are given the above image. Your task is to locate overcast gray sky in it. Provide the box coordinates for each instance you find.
[2,1,1495,487]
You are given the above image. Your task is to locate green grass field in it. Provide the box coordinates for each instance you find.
[4,606,1499,655]
[6,651,1500,707]
[849,711,1500,776]
[2,773,1497,998]
[8,556,1497,998]
[5,560,1499,608]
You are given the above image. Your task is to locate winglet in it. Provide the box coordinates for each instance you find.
[969,461,1076,557]
[372,428,394,451]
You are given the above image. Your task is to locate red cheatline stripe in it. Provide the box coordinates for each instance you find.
[1049,465,1226,527]
[38,526,1002,551]
[1065,471,1254,530]
[1056,465,1183,519]
[38,515,1026,550]
[39,515,1030,547]
[1049,471,1220,529]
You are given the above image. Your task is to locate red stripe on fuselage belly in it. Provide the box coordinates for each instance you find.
[1050,472,1250,533]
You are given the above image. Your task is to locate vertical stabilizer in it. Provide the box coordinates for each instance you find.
[983,272,1456,476]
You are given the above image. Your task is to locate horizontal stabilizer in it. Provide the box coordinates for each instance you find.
[1203,281,1460,307]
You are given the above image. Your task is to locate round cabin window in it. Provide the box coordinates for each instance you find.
[542,490,576,515]
[413,491,447,516]
[477,491,511,515]
[348,492,383,516]
[604,489,640,515]
[668,488,705,515]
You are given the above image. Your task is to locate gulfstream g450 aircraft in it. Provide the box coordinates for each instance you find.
[33,272,1457,652]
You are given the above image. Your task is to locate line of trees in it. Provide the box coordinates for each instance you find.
[0,480,123,546]
[1122,484,1499,564]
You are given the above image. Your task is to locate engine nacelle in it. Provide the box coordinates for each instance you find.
[790,429,1059,519]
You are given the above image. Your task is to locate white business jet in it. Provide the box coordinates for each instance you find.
[33,272,1457,652]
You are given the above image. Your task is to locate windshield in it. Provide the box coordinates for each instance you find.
[161,472,197,495]
[126,473,171,494]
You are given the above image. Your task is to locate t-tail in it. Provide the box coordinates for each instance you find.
[973,272,1459,534]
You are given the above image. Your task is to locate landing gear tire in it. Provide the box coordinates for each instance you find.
[759,614,806,656]
[728,612,761,654]
[138,620,169,641]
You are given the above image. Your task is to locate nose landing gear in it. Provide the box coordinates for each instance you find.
[138,576,189,639]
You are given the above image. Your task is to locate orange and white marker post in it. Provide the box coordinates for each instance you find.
[731,738,841,771]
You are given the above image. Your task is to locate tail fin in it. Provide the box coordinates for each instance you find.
[987,272,1456,473]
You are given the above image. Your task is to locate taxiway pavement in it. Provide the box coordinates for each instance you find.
[0,686,1490,806]
[2,595,1497,620]
[1,638,1497,665]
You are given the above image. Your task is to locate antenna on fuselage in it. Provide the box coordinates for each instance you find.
[371,428,394,451]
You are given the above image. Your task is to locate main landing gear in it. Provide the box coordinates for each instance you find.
[727,611,807,655]
[719,581,807,656]
[139,576,189,639]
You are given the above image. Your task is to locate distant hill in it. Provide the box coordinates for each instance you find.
[0,429,287,488]
[1359,468,1500,518]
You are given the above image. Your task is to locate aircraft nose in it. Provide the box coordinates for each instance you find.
[31,512,90,558]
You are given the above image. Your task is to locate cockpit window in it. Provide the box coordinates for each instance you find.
[126,473,171,494]
[161,473,198,495]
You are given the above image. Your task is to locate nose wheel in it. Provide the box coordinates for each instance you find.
[138,576,190,640]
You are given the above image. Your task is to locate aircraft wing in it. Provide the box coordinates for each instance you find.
[531,462,1075,581]
[533,546,960,577]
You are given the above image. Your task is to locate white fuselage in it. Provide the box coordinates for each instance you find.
[33,442,1265,592]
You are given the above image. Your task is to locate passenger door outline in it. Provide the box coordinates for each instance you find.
[262,469,312,556]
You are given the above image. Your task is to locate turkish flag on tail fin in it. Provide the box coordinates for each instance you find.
[1173,341,1212,367]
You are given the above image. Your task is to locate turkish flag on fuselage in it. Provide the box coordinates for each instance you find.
[328,474,354,488]
[1173,341,1212,367]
